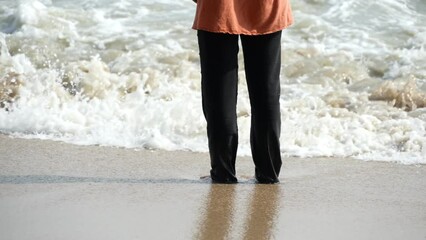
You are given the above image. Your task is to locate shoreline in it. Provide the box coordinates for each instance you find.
[1,134,425,239]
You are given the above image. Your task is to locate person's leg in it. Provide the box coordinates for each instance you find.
[240,31,282,183]
[197,30,239,183]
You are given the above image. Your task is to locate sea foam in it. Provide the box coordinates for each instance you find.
[0,0,425,164]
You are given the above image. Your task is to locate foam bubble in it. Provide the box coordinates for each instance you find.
[369,78,426,111]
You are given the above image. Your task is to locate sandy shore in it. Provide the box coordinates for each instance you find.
[0,134,425,240]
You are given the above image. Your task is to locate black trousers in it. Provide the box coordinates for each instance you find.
[198,30,282,183]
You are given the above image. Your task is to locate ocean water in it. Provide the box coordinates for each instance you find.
[0,0,425,164]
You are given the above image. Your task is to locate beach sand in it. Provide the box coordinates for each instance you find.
[0,134,425,240]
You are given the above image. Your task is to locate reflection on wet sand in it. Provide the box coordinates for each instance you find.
[243,185,281,240]
[195,184,281,240]
[195,184,237,239]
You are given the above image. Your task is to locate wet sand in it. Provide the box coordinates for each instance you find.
[0,134,425,240]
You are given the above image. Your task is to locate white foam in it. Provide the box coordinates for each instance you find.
[0,0,425,164]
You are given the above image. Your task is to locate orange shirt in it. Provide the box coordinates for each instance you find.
[192,0,293,35]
